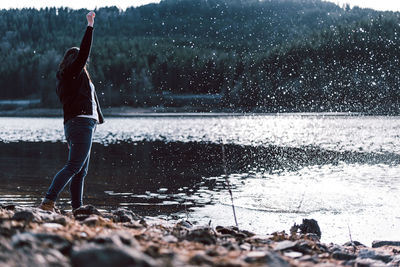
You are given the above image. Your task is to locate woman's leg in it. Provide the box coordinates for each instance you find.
[69,152,90,209]
[43,118,96,204]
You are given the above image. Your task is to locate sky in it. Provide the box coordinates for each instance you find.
[0,0,399,12]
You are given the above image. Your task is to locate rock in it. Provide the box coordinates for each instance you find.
[354,258,387,267]
[328,244,345,253]
[298,255,319,263]
[92,231,139,249]
[239,243,252,251]
[112,208,141,223]
[216,225,237,235]
[331,251,357,261]
[73,205,102,221]
[304,233,320,242]
[71,245,157,267]
[184,226,216,245]
[175,220,193,229]
[189,253,214,265]
[372,240,400,248]
[12,208,68,226]
[81,215,103,227]
[343,241,366,247]
[215,226,255,239]
[0,236,12,251]
[12,210,38,223]
[1,204,16,210]
[36,209,68,226]
[283,251,303,258]
[295,241,313,254]
[244,251,290,266]
[205,248,220,257]
[389,255,400,265]
[3,248,70,267]
[357,249,392,263]
[299,219,321,238]
[221,240,240,251]
[11,232,72,254]
[42,223,64,229]
[274,240,298,251]
[162,235,178,243]
[245,235,273,245]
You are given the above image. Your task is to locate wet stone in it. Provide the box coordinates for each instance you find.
[304,233,320,242]
[81,215,102,227]
[299,219,321,238]
[73,205,102,221]
[162,235,178,243]
[331,251,357,261]
[1,204,16,210]
[328,244,345,253]
[372,240,400,248]
[244,251,290,267]
[90,232,138,249]
[189,253,214,265]
[12,232,72,254]
[71,245,157,267]
[357,249,392,263]
[390,255,400,265]
[184,226,216,245]
[215,226,255,239]
[274,240,298,251]
[0,236,12,251]
[298,255,319,263]
[283,251,303,258]
[175,220,193,229]
[343,240,366,247]
[112,208,141,223]
[354,258,387,267]
[12,210,38,223]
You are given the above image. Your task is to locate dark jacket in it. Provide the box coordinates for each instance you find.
[56,26,104,124]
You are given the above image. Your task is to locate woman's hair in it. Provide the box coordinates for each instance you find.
[57,47,90,80]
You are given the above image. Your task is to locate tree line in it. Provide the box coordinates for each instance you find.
[1,0,400,113]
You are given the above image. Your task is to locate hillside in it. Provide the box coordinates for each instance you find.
[0,0,399,112]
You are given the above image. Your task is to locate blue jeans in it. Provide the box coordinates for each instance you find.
[45,117,97,209]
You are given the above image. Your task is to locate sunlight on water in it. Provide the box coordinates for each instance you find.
[0,115,399,153]
[188,163,400,245]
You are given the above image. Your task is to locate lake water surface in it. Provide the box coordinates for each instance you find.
[1,115,400,245]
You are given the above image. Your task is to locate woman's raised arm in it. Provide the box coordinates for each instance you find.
[64,11,95,78]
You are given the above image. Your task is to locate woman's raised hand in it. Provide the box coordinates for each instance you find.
[86,11,95,27]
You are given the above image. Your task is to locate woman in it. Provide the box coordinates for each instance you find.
[39,11,104,212]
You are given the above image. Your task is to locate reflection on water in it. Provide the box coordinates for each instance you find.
[1,116,400,245]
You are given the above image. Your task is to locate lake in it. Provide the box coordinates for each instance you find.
[1,115,400,245]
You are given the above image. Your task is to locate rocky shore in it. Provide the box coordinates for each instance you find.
[1,204,399,267]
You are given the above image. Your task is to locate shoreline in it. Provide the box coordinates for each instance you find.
[1,204,399,266]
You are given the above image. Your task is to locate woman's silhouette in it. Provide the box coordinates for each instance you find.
[39,11,104,212]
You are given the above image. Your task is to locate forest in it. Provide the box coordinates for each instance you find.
[1,0,400,113]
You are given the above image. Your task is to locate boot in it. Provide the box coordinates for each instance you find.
[38,199,55,212]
